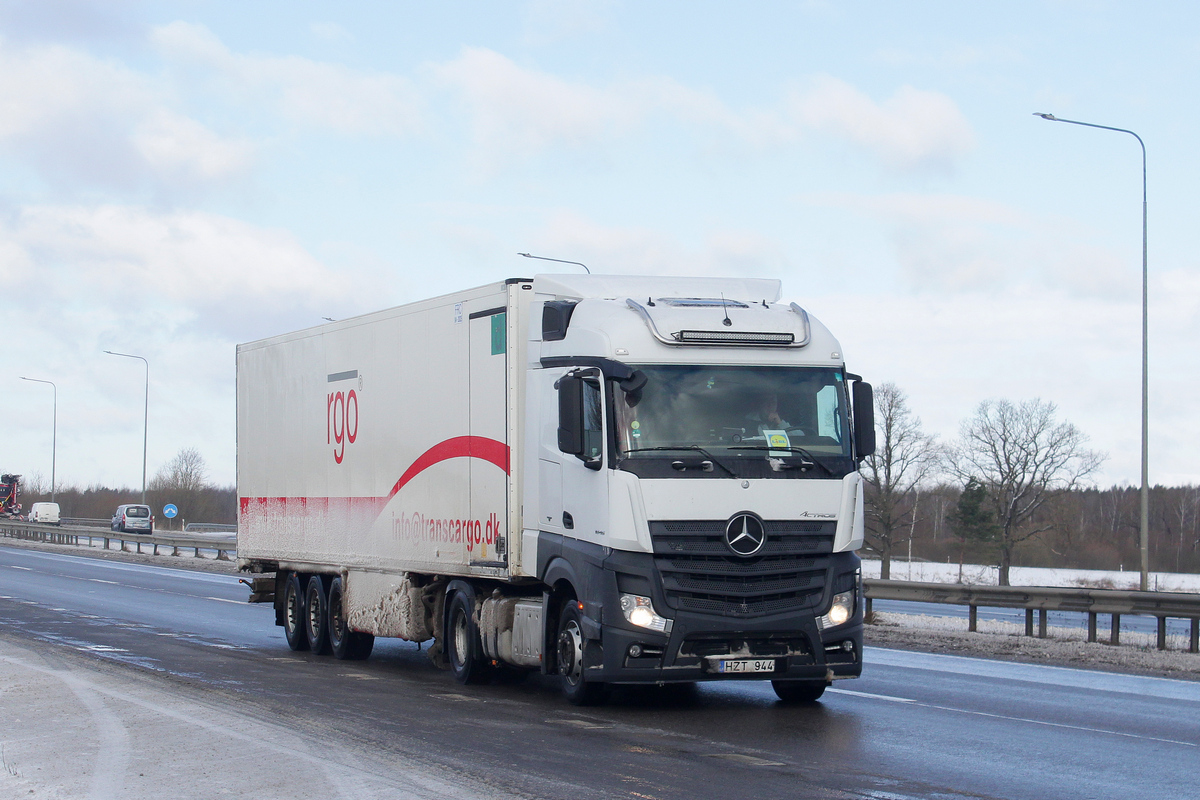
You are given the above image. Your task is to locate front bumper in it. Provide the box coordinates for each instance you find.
[587,612,862,684]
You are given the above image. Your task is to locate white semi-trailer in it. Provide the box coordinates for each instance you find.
[237,274,875,704]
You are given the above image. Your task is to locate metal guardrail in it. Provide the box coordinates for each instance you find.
[61,517,112,528]
[0,520,236,561]
[184,522,237,533]
[865,579,1200,654]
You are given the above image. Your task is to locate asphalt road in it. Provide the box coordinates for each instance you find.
[1,544,1198,800]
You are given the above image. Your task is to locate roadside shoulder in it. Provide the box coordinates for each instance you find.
[0,535,241,575]
[866,617,1200,682]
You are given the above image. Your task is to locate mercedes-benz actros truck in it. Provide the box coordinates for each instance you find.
[237,274,874,704]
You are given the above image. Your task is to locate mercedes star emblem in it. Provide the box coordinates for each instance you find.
[724,513,766,556]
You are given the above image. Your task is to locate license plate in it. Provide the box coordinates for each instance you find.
[715,658,776,674]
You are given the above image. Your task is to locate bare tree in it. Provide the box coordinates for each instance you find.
[861,383,941,579]
[148,447,226,529]
[151,447,209,492]
[948,399,1106,585]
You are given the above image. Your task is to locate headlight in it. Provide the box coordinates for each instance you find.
[818,590,855,629]
[620,594,672,633]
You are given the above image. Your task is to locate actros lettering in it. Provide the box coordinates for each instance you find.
[327,389,359,464]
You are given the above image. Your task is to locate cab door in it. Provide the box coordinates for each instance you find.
[557,369,610,546]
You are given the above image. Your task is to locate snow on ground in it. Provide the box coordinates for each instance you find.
[861,559,1200,593]
[866,610,1200,680]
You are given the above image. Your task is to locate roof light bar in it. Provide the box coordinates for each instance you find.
[675,330,795,345]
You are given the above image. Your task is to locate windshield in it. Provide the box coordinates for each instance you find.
[614,365,852,475]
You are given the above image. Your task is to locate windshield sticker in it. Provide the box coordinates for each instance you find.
[763,429,790,457]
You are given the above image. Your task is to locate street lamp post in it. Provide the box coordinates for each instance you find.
[104,350,149,504]
[1034,112,1150,591]
[19,377,56,503]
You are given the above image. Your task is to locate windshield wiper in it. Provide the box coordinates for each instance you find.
[730,446,839,476]
[620,446,740,478]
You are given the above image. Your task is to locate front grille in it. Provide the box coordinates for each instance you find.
[650,520,835,618]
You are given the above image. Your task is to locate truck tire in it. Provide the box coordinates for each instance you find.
[328,576,374,661]
[282,572,310,651]
[557,603,607,706]
[305,574,332,655]
[446,590,489,684]
[771,680,827,703]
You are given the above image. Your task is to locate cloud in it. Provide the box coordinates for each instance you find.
[152,21,424,136]
[427,46,640,163]
[0,0,142,45]
[133,109,254,183]
[523,210,788,278]
[783,76,976,171]
[428,49,974,173]
[3,203,354,340]
[806,191,1137,297]
[0,36,253,192]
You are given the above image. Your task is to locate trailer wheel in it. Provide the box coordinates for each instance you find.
[282,572,310,651]
[771,680,827,703]
[305,574,332,655]
[557,603,607,706]
[446,590,489,684]
[328,576,374,661]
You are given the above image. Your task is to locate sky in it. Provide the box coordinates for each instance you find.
[4,0,1198,493]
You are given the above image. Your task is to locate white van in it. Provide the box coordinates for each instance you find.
[28,502,61,525]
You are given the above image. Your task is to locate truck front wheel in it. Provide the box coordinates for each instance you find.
[771,680,828,703]
[282,572,310,651]
[557,603,606,706]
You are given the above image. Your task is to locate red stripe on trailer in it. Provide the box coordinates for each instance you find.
[386,436,510,501]
[238,436,511,514]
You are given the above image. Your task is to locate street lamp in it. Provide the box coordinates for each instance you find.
[1034,112,1150,591]
[518,252,590,274]
[19,377,56,503]
[104,350,149,504]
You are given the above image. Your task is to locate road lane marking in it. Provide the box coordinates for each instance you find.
[704,753,785,767]
[546,718,614,730]
[919,701,1199,748]
[866,645,1200,702]
[829,688,916,703]
[834,684,1197,748]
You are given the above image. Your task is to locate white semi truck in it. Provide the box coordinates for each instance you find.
[237,274,875,704]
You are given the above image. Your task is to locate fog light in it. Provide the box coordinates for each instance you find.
[620,594,672,633]
[842,640,854,652]
[629,644,643,658]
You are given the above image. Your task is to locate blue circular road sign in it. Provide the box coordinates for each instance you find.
[163,504,178,518]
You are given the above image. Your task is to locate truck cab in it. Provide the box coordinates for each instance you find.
[526,276,873,703]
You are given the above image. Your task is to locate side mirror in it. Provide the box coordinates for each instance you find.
[852,381,876,459]
[557,375,584,455]
[557,373,604,470]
